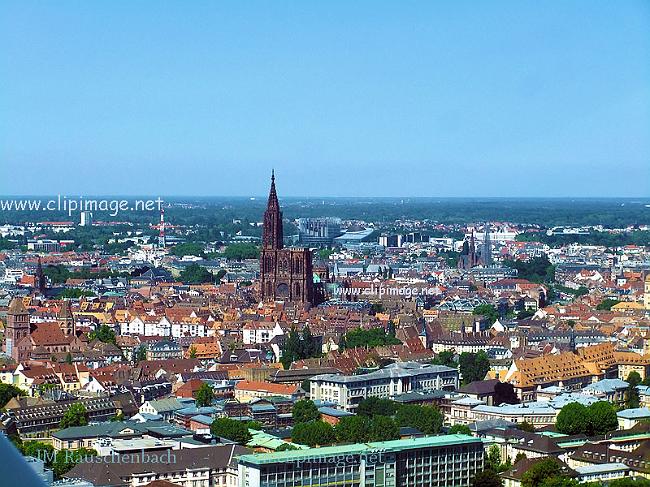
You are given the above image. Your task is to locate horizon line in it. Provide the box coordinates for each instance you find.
[0,194,649,200]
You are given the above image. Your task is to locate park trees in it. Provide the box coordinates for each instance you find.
[60,403,88,429]
[210,418,252,444]
[292,420,336,447]
[459,351,491,384]
[556,401,617,436]
[195,382,214,407]
[292,399,320,424]
[395,404,443,434]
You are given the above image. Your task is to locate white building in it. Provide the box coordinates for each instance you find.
[242,322,284,345]
[171,319,210,338]
[79,211,93,227]
[310,362,458,411]
[121,316,171,336]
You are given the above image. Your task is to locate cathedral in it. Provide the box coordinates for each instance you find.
[259,172,316,305]
[457,225,492,271]
[4,297,82,363]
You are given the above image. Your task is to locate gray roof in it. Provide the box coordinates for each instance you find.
[144,397,184,413]
[617,407,650,419]
[311,362,457,384]
[53,420,190,440]
[65,444,249,486]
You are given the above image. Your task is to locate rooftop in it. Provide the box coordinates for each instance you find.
[237,434,481,466]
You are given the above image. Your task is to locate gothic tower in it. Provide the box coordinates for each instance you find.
[5,297,30,362]
[260,173,315,305]
[58,300,76,337]
[482,223,492,267]
[35,257,46,295]
[262,170,283,250]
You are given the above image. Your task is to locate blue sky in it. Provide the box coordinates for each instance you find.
[1,1,649,197]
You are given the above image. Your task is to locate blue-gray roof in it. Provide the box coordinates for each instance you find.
[318,406,354,417]
[617,407,650,419]
[582,379,628,394]
[311,361,457,384]
[190,414,214,425]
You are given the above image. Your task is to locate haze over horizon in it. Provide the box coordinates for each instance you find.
[2,1,649,198]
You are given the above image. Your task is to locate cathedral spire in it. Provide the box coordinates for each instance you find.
[263,171,283,249]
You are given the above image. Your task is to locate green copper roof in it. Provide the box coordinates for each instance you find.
[237,434,481,466]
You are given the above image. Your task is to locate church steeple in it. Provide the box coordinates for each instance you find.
[35,257,46,295]
[58,299,75,337]
[263,171,283,249]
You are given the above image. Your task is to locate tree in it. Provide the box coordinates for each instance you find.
[170,242,205,258]
[626,371,642,409]
[556,402,589,435]
[603,479,650,487]
[517,421,535,433]
[473,304,499,324]
[587,401,618,436]
[210,417,252,444]
[189,346,197,359]
[281,325,321,369]
[504,255,555,284]
[539,478,580,487]
[179,264,215,284]
[214,268,227,284]
[368,415,399,441]
[596,299,620,311]
[334,415,370,443]
[135,345,147,363]
[448,424,472,435]
[299,325,319,359]
[245,421,263,430]
[317,248,334,260]
[292,399,320,424]
[472,469,503,487]
[0,383,26,409]
[432,350,457,367]
[395,404,443,434]
[521,458,568,487]
[65,352,73,364]
[339,327,401,350]
[459,351,491,385]
[60,403,88,429]
[514,452,527,464]
[292,420,335,447]
[58,288,96,298]
[357,397,398,417]
[276,443,299,451]
[52,448,97,479]
[485,444,502,472]
[110,411,125,422]
[281,326,301,369]
[88,325,117,345]
[494,382,519,405]
[20,441,54,466]
[195,383,214,407]
[224,243,260,260]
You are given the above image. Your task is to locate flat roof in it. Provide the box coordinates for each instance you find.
[575,463,630,474]
[237,434,481,466]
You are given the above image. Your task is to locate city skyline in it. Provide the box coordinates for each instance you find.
[2,1,649,198]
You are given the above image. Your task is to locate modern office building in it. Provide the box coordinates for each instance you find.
[298,217,342,246]
[310,362,459,411]
[237,434,485,487]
